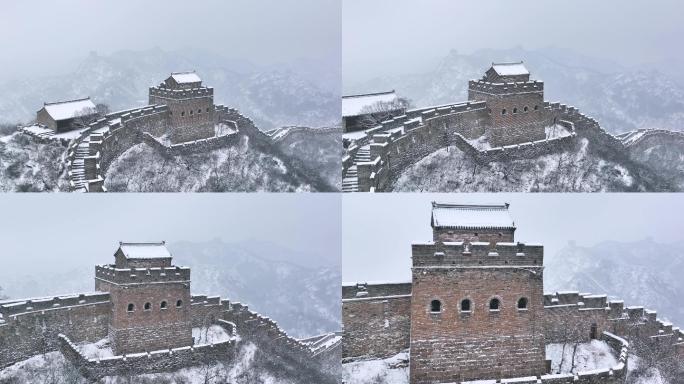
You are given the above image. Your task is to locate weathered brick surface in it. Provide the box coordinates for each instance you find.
[342,295,411,359]
[433,227,515,243]
[0,293,110,368]
[94,256,193,355]
[410,266,546,383]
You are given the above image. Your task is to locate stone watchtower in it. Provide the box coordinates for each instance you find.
[148,71,216,144]
[95,242,193,355]
[468,62,546,146]
[410,202,546,383]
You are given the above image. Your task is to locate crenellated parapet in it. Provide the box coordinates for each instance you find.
[0,292,110,320]
[468,79,544,96]
[411,241,543,267]
[95,264,190,285]
[148,86,214,100]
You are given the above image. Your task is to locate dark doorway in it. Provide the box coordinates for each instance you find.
[590,323,598,339]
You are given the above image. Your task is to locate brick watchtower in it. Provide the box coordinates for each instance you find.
[148,71,216,144]
[468,62,546,147]
[95,242,193,355]
[409,202,546,383]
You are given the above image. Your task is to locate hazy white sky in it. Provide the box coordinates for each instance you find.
[0,194,341,275]
[342,193,684,282]
[0,0,340,79]
[343,0,684,83]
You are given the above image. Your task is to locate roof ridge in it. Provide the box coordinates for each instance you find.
[171,70,196,75]
[432,202,510,210]
[491,61,524,66]
[119,241,166,246]
[342,90,395,99]
[44,97,92,106]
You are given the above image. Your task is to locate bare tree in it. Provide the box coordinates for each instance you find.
[72,103,109,129]
[357,98,411,130]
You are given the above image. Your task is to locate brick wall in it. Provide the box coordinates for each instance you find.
[0,293,110,368]
[410,266,546,383]
[433,227,515,243]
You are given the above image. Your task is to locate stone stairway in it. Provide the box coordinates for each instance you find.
[68,140,91,191]
[342,145,371,192]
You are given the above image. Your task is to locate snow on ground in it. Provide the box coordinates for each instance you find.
[0,342,296,384]
[546,340,617,374]
[77,337,114,359]
[215,122,237,137]
[193,325,235,345]
[545,124,572,139]
[343,130,369,141]
[394,138,640,192]
[343,350,410,384]
[467,135,492,150]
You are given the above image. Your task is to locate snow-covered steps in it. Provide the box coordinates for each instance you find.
[342,165,359,192]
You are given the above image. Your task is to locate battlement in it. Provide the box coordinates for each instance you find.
[95,264,190,285]
[468,79,544,95]
[0,292,110,318]
[148,86,214,100]
[342,281,412,300]
[412,241,543,267]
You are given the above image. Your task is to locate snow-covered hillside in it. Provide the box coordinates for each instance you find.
[545,239,684,330]
[349,47,684,134]
[0,49,339,131]
[104,136,319,192]
[0,342,315,384]
[393,138,665,192]
[0,131,69,192]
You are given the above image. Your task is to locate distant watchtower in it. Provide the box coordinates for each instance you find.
[148,71,216,144]
[95,242,192,355]
[410,202,546,383]
[468,62,546,146]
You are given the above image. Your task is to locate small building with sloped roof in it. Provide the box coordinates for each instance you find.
[36,97,97,132]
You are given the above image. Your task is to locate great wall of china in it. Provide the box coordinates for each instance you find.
[0,291,340,380]
[341,62,678,192]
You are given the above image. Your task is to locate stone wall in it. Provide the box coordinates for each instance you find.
[57,319,237,381]
[342,282,411,360]
[468,80,546,146]
[433,227,516,243]
[141,129,239,157]
[149,86,215,143]
[94,264,192,355]
[0,293,111,368]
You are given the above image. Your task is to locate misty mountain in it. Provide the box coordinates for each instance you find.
[171,239,341,338]
[0,239,340,339]
[0,49,339,130]
[545,239,684,328]
[350,47,684,134]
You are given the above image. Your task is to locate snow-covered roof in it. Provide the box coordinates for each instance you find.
[431,202,515,229]
[342,90,398,117]
[42,98,96,121]
[170,71,202,84]
[491,62,529,77]
[117,242,172,259]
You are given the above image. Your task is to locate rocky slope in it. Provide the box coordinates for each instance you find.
[394,138,674,192]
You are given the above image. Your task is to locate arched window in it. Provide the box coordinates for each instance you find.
[534,105,539,111]
[206,107,210,112]
[127,303,135,312]
[489,298,500,311]
[524,106,529,112]
[502,109,507,115]
[513,107,518,114]
[144,302,151,311]
[190,110,194,115]
[197,109,202,114]
[517,297,528,310]
[176,299,183,308]
[460,299,471,312]
[181,111,185,117]
[160,301,168,309]
[430,299,442,313]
